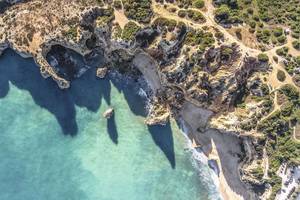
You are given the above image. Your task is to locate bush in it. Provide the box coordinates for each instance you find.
[221,47,233,59]
[276,47,289,57]
[193,0,205,9]
[121,21,141,41]
[187,9,206,22]
[184,29,215,48]
[277,70,286,82]
[280,84,299,102]
[258,53,269,62]
[178,10,187,18]
[292,40,300,50]
[153,17,177,31]
[273,27,283,37]
[113,0,122,9]
[249,20,256,28]
[277,35,287,44]
[123,0,153,23]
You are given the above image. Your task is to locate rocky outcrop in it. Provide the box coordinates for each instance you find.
[103,108,114,119]
[96,67,108,78]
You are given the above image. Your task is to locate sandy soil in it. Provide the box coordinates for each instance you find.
[113,9,129,29]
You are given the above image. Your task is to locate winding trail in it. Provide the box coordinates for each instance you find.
[151,0,298,93]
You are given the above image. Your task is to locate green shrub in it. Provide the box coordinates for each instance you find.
[153,17,177,31]
[192,0,205,9]
[292,40,300,50]
[277,35,287,44]
[276,47,289,57]
[258,53,269,62]
[280,84,299,102]
[249,20,256,28]
[121,21,141,41]
[273,27,283,37]
[184,29,215,49]
[277,70,286,82]
[123,0,152,23]
[178,10,187,18]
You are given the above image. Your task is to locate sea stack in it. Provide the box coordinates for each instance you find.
[96,67,108,79]
[103,107,114,119]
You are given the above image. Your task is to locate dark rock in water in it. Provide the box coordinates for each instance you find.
[84,46,105,67]
[46,45,89,81]
[208,159,220,176]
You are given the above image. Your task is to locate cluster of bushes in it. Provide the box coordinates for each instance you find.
[152,17,177,31]
[250,166,264,180]
[256,83,300,197]
[256,0,300,37]
[121,21,141,41]
[214,4,242,25]
[178,9,206,23]
[174,0,204,9]
[276,46,289,57]
[184,28,215,51]
[282,55,300,75]
[212,0,300,48]
[279,84,299,102]
[123,0,153,23]
[257,53,269,62]
[255,27,286,45]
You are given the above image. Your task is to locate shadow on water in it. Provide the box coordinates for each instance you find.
[107,114,118,144]
[148,123,176,169]
[0,49,108,136]
[110,77,176,168]
[0,49,176,168]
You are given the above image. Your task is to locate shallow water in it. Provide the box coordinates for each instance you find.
[0,49,220,200]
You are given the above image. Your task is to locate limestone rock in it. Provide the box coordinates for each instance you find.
[103,108,114,119]
[96,67,108,78]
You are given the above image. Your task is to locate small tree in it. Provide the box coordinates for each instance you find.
[258,53,269,62]
[277,70,286,82]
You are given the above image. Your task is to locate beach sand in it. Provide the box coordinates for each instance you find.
[179,101,255,200]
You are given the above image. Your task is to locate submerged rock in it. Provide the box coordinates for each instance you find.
[103,108,114,119]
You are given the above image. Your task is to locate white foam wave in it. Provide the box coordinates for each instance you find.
[178,119,222,200]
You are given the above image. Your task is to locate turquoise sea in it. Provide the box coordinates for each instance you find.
[0,49,219,200]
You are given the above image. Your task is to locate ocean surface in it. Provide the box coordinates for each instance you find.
[0,49,220,200]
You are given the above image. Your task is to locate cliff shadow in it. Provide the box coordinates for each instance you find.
[107,114,118,144]
[110,76,147,117]
[148,123,176,169]
[0,49,110,136]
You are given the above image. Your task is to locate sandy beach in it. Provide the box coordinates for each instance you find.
[179,101,256,200]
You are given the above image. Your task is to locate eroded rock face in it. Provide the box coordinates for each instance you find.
[46,45,88,80]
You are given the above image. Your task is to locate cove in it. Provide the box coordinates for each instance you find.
[0,49,220,200]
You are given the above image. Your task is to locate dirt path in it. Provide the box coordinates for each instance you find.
[152,0,299,93]
[263,148,269,179]
[114,9,129,29]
